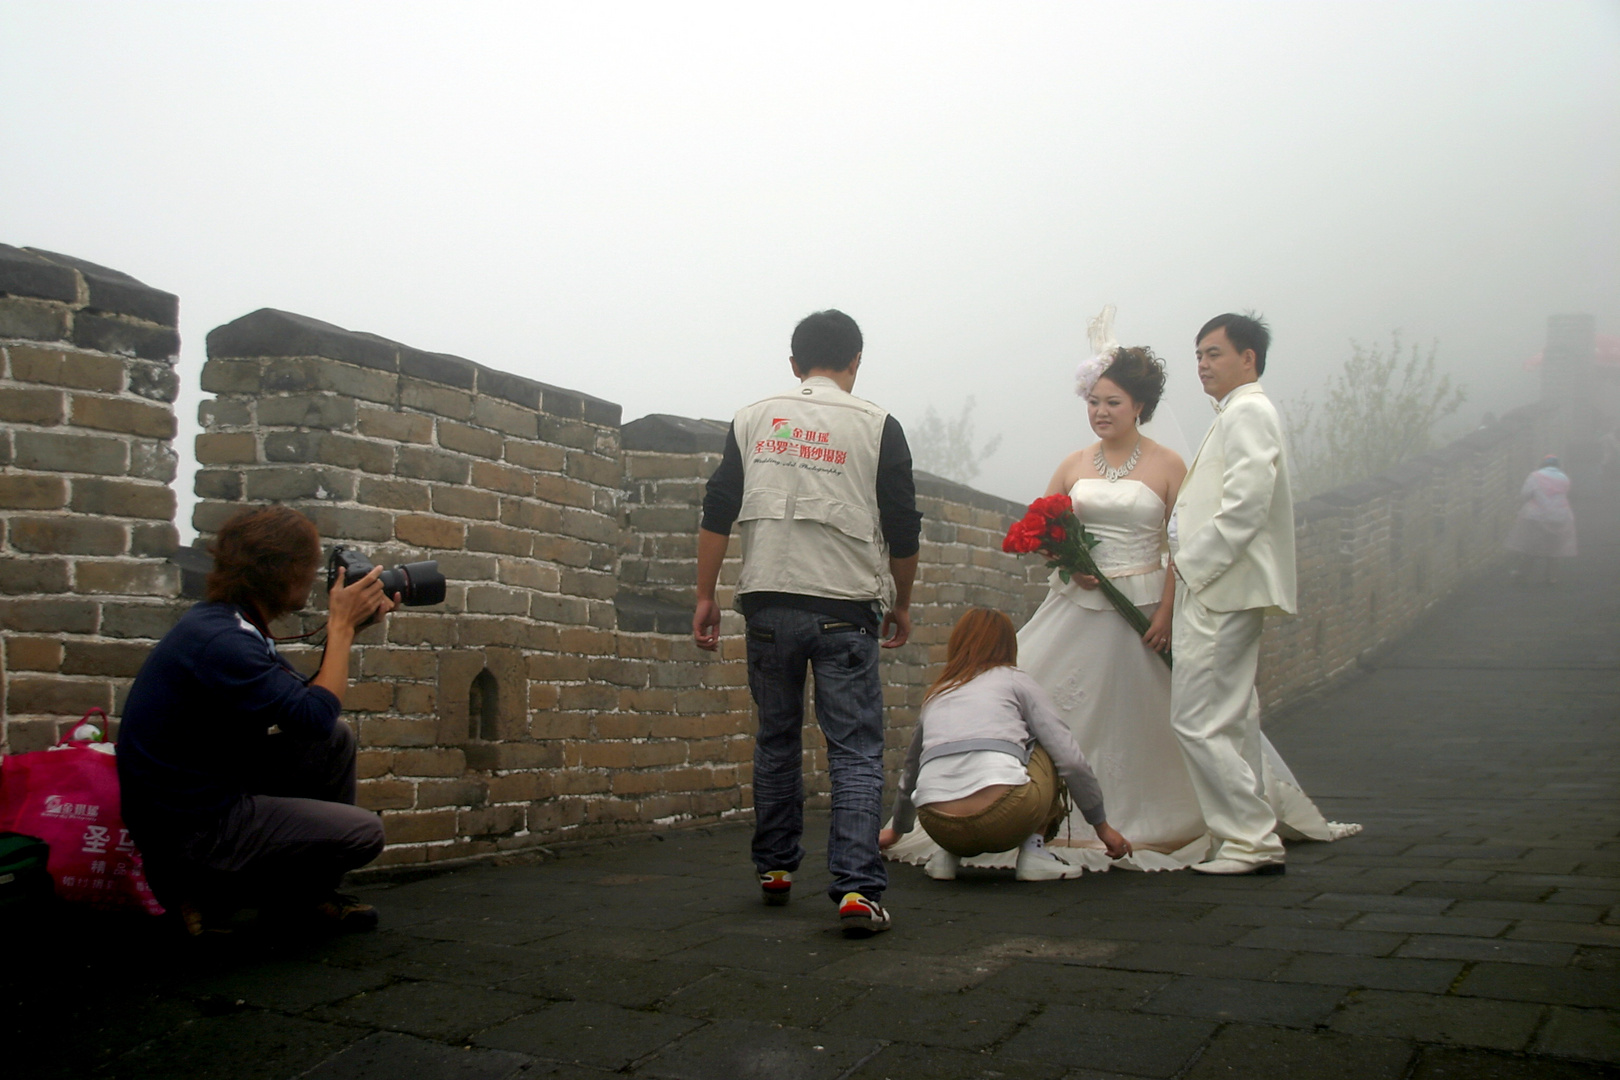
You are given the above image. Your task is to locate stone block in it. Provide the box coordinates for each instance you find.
[69,477,175,519]
[459,804,523,836]
[466,524,532,557]
[71,312,179,360]
[7,677,112,716]
[0,474,68,510]
[357,778,416,810]
[69,395,175,438]
[0,297,70,341]
[130,522,179,558]
[398,347,477,390]
[60,640,152,677]
[537,417,596,450]
[359,715,440,747]
[343,681,395,712]
[394,514,465,549]
[397,446,471,485]
[0,556,71,594]
[199,357,261,393]
[13,430,127,475]
[565,451,620,488]
[6,636,63,672]
[499,498,563,533]
[99,601,183,639]
[261,357,398,405]
[0,387,65,425]
[74,560,178,597]
[503,439,565,472]
[195,431,257,465]
[256,392,359,431]
[533,473,596,509]
[468,460,533,497]
[436,421,503,460]
[7,346,124,391]
[243,466,356,502]
[400,378,474,421]
[0,244,78,301]
[391,748,466,777]
[431,485,500,521]
[356,476,431,511]
[465,586,529,615]
[9,516,126,555]
[302,505,395,543]
[130,439,178,482]
[382,809,458,844]
[127,359,180,403]
[265,431,393,473]
[357,405,433,444]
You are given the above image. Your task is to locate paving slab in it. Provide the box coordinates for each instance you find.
[1181,1024,1414,1080]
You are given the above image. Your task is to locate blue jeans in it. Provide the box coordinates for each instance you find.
[745,606,887,902]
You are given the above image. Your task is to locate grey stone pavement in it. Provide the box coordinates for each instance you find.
[9,495,1619,1080]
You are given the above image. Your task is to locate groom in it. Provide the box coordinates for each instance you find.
[1168,313,1297,875]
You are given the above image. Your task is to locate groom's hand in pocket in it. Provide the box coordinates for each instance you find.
[880,606,911,649]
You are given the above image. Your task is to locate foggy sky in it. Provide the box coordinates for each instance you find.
[2,2,1616,530]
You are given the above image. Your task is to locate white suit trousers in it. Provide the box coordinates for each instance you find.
[1170,581,1285,864]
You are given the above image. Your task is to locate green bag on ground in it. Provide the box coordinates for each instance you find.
[0,832,54,912]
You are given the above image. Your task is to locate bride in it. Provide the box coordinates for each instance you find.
[886,315,1359,875]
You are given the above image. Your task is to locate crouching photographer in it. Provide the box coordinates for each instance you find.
[117,505,430,935]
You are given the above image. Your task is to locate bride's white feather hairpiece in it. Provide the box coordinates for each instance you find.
[1075,304,1119,399]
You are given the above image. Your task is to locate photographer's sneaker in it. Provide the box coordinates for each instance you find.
[1014,835,1084,881]
[925,849,960,881]
[838,892,892,937]
[759,869,793,906]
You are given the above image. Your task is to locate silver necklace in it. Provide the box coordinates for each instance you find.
[1093,439,1142,483]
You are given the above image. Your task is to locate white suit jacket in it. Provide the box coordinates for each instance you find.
[1172,381,1297,615]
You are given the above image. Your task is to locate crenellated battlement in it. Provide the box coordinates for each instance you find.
[0,246,1560,868]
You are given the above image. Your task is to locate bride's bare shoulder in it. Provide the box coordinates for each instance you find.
[1047,444,1099,492]
[1141,438,1186,474]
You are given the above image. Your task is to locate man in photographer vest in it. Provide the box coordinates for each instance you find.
[694,309,921,937]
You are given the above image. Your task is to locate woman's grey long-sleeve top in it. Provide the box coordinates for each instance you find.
[890,665,1107,833]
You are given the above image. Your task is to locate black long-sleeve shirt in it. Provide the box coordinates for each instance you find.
[701,415,922,630]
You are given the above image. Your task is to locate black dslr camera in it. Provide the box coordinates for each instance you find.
[327,546,446,624]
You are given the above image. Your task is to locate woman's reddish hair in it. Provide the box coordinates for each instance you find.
[925,608,1019,702]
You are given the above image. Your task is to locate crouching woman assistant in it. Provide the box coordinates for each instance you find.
[879,608,1131,881]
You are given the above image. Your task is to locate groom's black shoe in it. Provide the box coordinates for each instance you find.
[1190,858,1285,876]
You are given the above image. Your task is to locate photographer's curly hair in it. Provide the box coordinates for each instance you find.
[1099,346,1168,424]
[205,505,322,617]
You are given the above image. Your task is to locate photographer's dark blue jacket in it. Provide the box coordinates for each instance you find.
[117,602,341,847]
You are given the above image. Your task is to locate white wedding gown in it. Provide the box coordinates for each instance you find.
[886,478,1360,874]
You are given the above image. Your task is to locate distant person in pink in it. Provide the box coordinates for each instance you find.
[1506,455,1578,585]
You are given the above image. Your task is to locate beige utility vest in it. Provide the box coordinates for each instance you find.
[732,377,894,608]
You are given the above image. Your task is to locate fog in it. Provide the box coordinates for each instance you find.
[2,2,1616,528]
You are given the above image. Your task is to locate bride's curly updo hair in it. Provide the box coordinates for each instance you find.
[1099,346,1168,424]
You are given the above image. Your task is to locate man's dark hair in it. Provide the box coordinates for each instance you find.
[791,310,863,372]
[206,505,322,617]
[1197,312,1271,376]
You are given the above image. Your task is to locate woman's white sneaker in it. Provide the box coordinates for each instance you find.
[1015,836,1084,881]
[925,850,960,880]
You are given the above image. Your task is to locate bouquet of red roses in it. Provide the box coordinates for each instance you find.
[1003,493,1171,668]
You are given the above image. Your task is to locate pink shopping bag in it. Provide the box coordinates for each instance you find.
[0,711,164,916]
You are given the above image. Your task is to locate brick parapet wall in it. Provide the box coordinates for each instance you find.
[0,246,1563,869]
[0,246,182,754]
[1256,406,1547,710]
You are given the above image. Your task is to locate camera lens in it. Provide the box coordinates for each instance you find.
[380,560,446,606]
